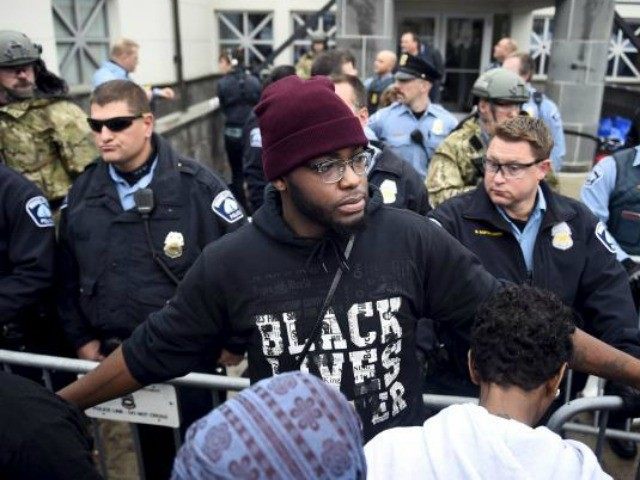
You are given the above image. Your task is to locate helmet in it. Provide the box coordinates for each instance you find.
[471,68,528,103]
[309,30,328,43]
[0,30,42,68]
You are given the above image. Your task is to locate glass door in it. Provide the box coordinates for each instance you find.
[441,16,489,112]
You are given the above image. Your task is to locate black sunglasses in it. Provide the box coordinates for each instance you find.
[87,115,143,133]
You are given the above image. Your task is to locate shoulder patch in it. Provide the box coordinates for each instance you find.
[595,221,617,254]
[585,167,603,187]
[212,190,244,223]
[249,127,262,148]
[25,196,54,228]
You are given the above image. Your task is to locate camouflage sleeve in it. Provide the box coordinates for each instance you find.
[50,101,98,177]
[426,142,475,208]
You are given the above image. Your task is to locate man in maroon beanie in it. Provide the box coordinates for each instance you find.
[59,75,640,443]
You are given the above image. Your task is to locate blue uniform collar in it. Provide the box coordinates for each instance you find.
[104,59,129,78]
[398,101,437,120]
[633,146,640,166]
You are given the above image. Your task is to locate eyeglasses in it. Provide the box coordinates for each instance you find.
[87,115,143,133]
[482,157,544,179]
[308,150,371,184]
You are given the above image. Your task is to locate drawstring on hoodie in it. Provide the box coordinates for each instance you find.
[305,236,351,274]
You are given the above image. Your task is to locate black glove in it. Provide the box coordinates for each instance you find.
[622,258,640,311]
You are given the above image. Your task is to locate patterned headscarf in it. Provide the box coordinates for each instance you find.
[171,372,366,479]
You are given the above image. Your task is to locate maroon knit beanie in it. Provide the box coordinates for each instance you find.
[254,75,368,181]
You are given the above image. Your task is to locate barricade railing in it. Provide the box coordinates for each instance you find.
[3,350,640,476]
[0,349,249,480]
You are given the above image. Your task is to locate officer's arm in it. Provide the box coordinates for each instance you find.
[545,103,566,171]
[426,145,475,208]
[243,124,268,211]
[367,109,384,137]
[0,189,55,320]
[57,346,140,409]
[580,157,629,261]
[51,102,98,176]
[575,214,640,354]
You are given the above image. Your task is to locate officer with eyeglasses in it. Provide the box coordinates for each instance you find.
[426,115,640,401]
[426,68,530,208]
[57,79,246,479]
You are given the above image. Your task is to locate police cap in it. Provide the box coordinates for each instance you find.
[0,30,42,68]
[395,53,441,82]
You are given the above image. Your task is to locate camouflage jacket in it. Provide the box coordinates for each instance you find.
[426,115,486,208]
[295,52,316,79]
[0,97,97,202]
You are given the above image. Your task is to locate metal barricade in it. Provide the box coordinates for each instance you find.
[0,349,249,480]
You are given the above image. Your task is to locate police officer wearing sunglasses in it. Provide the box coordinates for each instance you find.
[427,116,640,409]
[57,79,246,478]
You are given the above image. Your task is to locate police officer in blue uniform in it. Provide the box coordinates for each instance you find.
[217,49,261,209]
[368,53,457,179]
[428,117,640,455]
[503,52,566,171]
[57,80,246,478]
[0,163,55,354]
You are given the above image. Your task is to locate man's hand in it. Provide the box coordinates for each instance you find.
[622,258,640,311]
[77,340,104,362]
[217,348,244,367]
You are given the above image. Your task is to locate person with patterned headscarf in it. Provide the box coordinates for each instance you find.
[172,372,366,480]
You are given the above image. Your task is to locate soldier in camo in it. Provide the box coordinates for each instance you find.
[426,68,529,207]
[0,30,97,208]
[295,31,328,79]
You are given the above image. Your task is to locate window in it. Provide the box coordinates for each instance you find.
[530,16,553,78]
[52,0,110,86]
[291,11,336,63]
[531,14,640,83]
[607,21,640,82]
[218,11,274,71]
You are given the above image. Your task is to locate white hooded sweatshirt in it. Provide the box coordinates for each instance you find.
[364,403,610,480]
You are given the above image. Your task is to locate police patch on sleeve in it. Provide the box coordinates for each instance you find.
[595,221,617,254]
[25,196,54,228]
[585,166,603,187]
[212,190,244,223]
[249,127,262,148]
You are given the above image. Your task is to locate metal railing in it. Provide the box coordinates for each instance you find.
[3,349,640,477]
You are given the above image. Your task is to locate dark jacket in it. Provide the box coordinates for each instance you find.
[0,372,101,480]
[58,134,245,350]
[429,182,640,367]
[370,146,430,215]
[242,111,267,211]
[0,164,54,342]
[217,68,262,128]
[122,185,499,441]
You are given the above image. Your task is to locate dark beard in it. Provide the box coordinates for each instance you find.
[288,180,368,236]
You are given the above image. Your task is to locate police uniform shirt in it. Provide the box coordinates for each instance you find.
[581,148,640,261]
[368,101,457,179]
[522,84,566,172]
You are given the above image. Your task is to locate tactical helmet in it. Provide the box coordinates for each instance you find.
[471,68,528,103]
[0,30,42,68]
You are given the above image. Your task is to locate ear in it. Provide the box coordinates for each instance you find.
[272,178,287,192]
[545,363,567,398]
[142,113,155,139]
[468,350,481,385]
[537,158,552,179]
[357,107,369,125]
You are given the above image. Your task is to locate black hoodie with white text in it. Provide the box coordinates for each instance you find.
[123,186,499,441]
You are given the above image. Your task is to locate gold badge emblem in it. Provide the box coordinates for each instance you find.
[399,54,408,66]
[431,119,444,136]
[164,231,184,259]
[379,179,397,204]
[551,222,573,250]
[371,93,378,105]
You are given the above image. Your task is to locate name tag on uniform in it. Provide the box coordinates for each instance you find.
[83,379,180,428]
[474,229,502,237]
